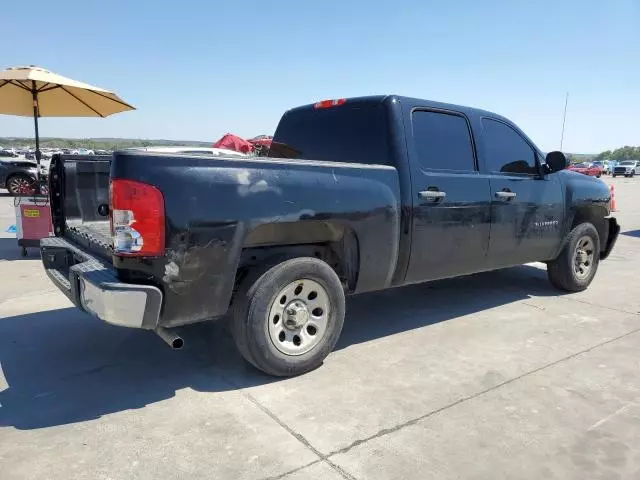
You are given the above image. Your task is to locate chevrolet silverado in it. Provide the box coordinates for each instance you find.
[41,95,619,376]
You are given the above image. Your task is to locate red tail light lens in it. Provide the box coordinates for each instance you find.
[109,179,165,256]
[313,98,346,109]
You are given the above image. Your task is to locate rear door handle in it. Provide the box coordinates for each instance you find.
[495,190,517,200]
[419,190,446,200]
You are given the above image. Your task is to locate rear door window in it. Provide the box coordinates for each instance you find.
[271,103,389,165]
[411,110,476,172]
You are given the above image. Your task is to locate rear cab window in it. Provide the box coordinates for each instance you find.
[411,110,477,172]
[270,102,390,165]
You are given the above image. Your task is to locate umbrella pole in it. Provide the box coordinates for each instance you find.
[31,81,40,180]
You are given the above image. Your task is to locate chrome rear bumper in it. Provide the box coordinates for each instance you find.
[41,237,162,329]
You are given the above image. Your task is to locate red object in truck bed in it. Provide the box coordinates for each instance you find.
[212,133,253,153]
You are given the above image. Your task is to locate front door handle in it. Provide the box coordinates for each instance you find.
[419,190,446,200]
[495,190,517,200]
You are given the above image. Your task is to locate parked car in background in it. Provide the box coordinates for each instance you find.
[567,162,602,178]
[612,160,640,178]
[0,157,39,195]
[591,161,610,175]
[71,148,95,155]
[0,149,18,158]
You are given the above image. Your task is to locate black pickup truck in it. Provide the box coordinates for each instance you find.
[41,95,619,376]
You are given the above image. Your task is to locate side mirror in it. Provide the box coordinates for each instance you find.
[545,151,568,173]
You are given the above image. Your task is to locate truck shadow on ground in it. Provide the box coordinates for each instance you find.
[622,229,640,238]
[0,237,41,261]
[0,264,560,430]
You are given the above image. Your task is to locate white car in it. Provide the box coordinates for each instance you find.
[131,146,248,158]
[612,160,640,178]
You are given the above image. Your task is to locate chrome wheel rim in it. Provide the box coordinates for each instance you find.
[8,176,35,195]
[574,236,595,279]
[267,279,330,356]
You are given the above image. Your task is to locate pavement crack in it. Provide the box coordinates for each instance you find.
[261,459,322,480]
[244,391,323,457]
[243,392,357,480]
[554,295,640,316]
[327,326,640,458]
[323,458,359,480]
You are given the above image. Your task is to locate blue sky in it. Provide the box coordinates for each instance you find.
[1,0,638,153]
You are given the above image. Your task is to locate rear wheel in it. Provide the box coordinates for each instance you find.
[231,257,345,376]
[6,174,36,196]
[547,223,600,292]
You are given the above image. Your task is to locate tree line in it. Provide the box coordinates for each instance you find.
[592,146,640,162]
[566,146,639,164]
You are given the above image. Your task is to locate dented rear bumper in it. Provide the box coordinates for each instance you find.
[41,237,162,329]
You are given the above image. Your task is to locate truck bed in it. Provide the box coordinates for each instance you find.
[48,149,402,327]
[49,154,113,259]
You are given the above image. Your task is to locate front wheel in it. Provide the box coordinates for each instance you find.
[612,174,616,178]
[547,222,600,292]
[232,257,345,376]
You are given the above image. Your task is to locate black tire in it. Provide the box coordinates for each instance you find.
[547,223,600,292]
[231,257,345,376]
[6,174,36,196]
[612,174,616,178]
[596,173,601,178]
[632,171,636,178]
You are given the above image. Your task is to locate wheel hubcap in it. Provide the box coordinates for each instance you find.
[284,300,309,329]
[9,177,35,195]
[574,236,595,279]
[267,279,330,356]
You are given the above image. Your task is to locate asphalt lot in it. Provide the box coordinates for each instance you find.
[1,178,639,480]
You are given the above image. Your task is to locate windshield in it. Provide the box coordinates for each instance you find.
[620,161,635,166]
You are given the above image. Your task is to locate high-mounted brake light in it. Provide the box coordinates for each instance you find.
[313,98,346,109]
[110,179,165,256]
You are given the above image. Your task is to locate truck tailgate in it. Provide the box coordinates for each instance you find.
[49,153,112,260]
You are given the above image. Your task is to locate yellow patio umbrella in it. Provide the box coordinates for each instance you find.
[0,65,135,169]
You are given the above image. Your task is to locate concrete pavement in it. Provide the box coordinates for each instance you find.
[1,178,639,479]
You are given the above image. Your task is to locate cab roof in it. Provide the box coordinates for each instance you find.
[286,94,507,121]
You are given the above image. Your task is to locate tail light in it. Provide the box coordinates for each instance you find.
[109,179,165,256]
[313,98,346,109]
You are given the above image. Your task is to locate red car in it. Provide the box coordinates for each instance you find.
[567,162,602,178]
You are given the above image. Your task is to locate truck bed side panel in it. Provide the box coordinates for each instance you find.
[111,152,401,327]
